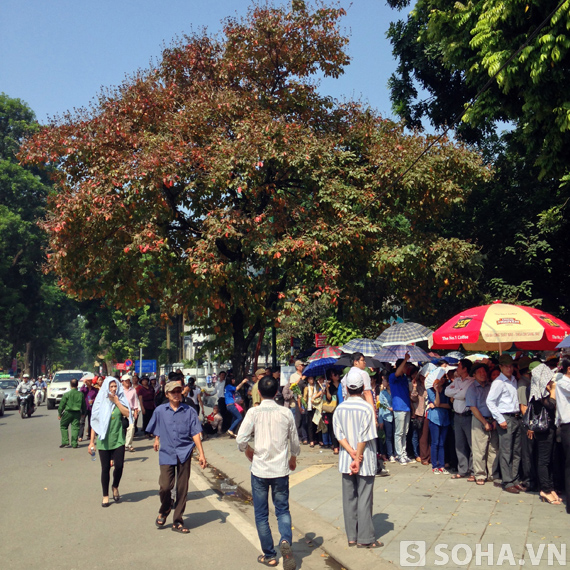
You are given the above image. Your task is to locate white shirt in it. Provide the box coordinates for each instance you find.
[445,376,475,413]
[486,373,519,424]
[341,367,372,400]
[236,399,300,478]
[333,396,377,477]
[555,376,570,426]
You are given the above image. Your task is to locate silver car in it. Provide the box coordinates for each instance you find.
[0,379,18,411]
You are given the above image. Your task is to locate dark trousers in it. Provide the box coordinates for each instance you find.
[78,410,91,440]
[60,410,81,447]
[559,423,570,513]
[454,414,473,476]
[297,410,308,442]
[419,414,431,463]
[98,446,125,497]
[159,456,192,524]
[142,408,155,433]
[520,425,538,490]
[497,415,522,488]
[383,420,395,458]
[534,428,555,494]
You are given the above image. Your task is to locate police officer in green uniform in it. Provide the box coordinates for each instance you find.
[58,378,87,448]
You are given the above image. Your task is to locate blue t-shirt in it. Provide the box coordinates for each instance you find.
[224,384,236,405]
[388,373,411,412]
[427,387,451,427]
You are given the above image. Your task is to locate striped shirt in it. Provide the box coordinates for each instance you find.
[333,397,377,476]
[236,399,301,478]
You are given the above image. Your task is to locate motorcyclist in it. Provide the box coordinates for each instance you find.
[16,374,36,413]
[34,376,47,406]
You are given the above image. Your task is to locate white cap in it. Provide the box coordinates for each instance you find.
[345,369,364,390]
[23,374,30,378]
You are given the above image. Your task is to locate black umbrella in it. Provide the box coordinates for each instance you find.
[336,355,384,369]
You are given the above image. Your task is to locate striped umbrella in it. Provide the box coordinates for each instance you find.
[376,322,433,347]
[339,338,383,357]
[373,344,430,363]
[307,346,342,362]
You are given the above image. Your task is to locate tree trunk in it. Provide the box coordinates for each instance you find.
[24,342,32,375]
[230,308,262,380]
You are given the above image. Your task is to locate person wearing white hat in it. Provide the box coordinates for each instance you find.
[333,370,382,549]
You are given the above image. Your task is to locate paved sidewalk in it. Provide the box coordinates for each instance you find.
[202,434,570,570]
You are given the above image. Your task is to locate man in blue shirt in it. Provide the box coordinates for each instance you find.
[147,378,207,533]
[389,353,413,465]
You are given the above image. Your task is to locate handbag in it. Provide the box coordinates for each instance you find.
[522,399,550,433]
[411,416,424,431]
[322,399,337,414]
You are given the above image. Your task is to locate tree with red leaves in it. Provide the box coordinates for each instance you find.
[22,2,488,377]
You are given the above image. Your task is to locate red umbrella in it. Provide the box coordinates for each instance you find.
[430,301,570,352]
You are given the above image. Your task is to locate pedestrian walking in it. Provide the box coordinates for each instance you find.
[89,377,131,507]
[58,378,87,448]
[146,380,207,534]
[236,375,299,570]
[333,370,383,549]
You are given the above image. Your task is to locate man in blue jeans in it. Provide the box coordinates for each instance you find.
[389,352,413,465]
[237,375,300,570]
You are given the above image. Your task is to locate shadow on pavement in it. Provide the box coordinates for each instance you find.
[184,508,230,529]
[293,532,325,569]
[373,512,394,540]
[120,489,159,503]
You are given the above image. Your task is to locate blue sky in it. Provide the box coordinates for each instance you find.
[1,0,407,124]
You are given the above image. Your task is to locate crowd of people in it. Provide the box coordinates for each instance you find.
[43,349,570,566]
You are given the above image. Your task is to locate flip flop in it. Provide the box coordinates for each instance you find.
[467,475,476,482]
[257,555,278,567]
[476,480,485,485]
[450,474,465,479]
[171,522,190,534]
[357,541,384,549]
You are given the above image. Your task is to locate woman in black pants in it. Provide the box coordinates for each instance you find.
[526,363,561,505]
[89,377,131,507]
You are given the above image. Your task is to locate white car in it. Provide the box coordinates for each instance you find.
[46,370,85,410]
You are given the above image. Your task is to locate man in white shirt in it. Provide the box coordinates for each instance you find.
[486,354,523,494]
[237,376,299,570]
[555,359,570,514]
[333,370,382,549]
[445,360,474,478]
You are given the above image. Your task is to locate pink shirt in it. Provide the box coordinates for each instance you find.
[125,387,140,410]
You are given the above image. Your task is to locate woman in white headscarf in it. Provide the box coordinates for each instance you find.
[89,377,131,507]
[527,363,560,505]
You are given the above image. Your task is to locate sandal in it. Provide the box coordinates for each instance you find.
[357,540,384,549]
[476,480,485,485]
[257,555,277,567]
[450,474,465,479]
[302,441,308,445]
[348,541,357,547]
[467,475,476,482]
[280,541,296,570]
[171,522,190,534]
[155,511,169,527]
[309,443,315,448]
[333,448,339,455]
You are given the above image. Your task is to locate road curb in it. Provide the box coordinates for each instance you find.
[200,443,395,570]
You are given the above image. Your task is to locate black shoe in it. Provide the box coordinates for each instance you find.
[59,444,69,448]
[101,501,110,508]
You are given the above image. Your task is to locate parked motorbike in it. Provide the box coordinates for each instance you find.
[18,386,35,419]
